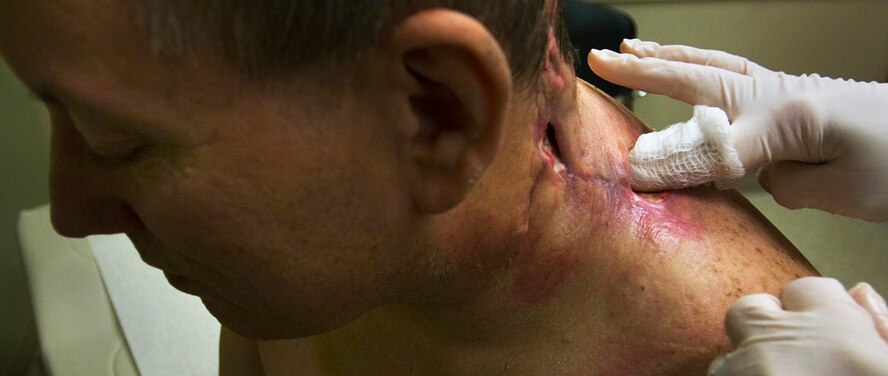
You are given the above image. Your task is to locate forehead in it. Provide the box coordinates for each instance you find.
[0,0,251,127]
[0,0,136,84]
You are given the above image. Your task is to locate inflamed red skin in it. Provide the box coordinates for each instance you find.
[502,78,815,374]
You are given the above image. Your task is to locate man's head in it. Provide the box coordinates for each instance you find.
[0,0,577,339]
[131,1,574,89]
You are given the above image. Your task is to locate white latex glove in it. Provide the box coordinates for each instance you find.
[588,39,888,222]
[851,282,888,343]
[708,277,888,376]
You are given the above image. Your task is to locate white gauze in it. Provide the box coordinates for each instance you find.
[629,105,745,192]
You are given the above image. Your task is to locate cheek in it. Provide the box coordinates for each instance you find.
[129,144,407,294]
[125,146,305,267]
[130,172,373,317]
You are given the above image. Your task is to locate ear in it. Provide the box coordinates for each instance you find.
[388,9,513,214]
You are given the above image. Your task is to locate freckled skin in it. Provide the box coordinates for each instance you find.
[479,81,817,375]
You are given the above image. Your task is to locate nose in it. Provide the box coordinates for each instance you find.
[48,111,143,238]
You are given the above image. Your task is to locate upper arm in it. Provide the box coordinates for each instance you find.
[219,326,265,376]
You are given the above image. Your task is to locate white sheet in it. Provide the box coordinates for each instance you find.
[89,234,220,376]
[18,206,138,376]
[20,205,222,375]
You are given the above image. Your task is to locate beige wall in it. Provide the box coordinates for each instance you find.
[1,60,50,373]
[600,0,888,291]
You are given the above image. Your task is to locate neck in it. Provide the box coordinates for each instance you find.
[267,77,818,375]
[311,81,717,375]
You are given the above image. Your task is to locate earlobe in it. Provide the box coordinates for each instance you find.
[389,10,513,214]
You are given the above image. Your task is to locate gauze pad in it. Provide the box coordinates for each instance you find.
[629,105,745,192]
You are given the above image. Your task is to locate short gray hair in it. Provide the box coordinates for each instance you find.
[130,0,572,89]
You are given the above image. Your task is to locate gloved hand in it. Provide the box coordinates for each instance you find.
[588,39,888,222]
[708,277,888,376]
[851,282,888,343]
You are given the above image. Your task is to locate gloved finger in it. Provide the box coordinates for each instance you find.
[757,162,825,210]
[707,353,728,376]
[724,293,783,346]
[849,282,888,342]
[730,96,829,171]
[587,48,754,115]
[707,350,769,376]
[708,352,743,376]
[780,277,862,315]
[621,39,777,78]
[760,161,880,220]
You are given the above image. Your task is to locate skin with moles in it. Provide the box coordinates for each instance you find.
[0,1,816,375]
